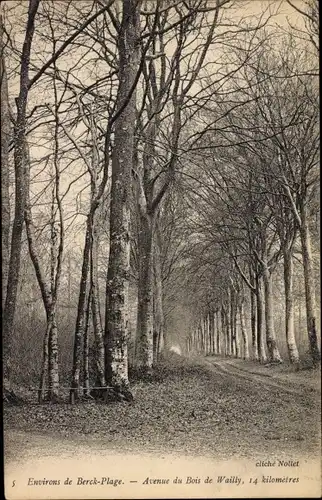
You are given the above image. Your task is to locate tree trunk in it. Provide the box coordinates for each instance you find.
[38,317,51,403]
[70,218,92,402]
[47,184,60,401]
[104,0,140,397]
[198,325,202,353]
[83,290,91,397]
[230,294,239,358]
[3,0,40,384]
[48,310,59,400]
[202,318,206,355]
[263,265,282,363]
[221,307,227,356]
[209,312,215,355]
[216,309,221,355]
[25,141,61,403]
[229,292,235,356]
[153,231,165,361]
[223,305,231,356]
[239,302,250,360]
[283,248,300,364]
[136,214,154,371]
[91,227,106,387]
[200,321,205,353]
[0,15,11,312]
[196,327,199,353]
[249,267,258,360]
[256,276,267,363]
[299,204,320,364]
[205,318,208,355]
[203,316,207,355]
[152,296,158,363]
[229,298,233,356]
[205,316,209,355]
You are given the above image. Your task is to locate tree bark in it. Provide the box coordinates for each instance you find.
[91,223,106,387]
[299,203,320,364]
[105,0,140,396]
[224,304,231,356]
[38,317,50,403]
[221,307,227,356]
[204,318,208,355]
[83,290,91,397]
[200,321,205,354]
[216,309,221,355]
[239,302,250,360]
[70,219,92,402]
[136,214,155,371]
[283,248,300,364]
[249,267,258,360]
[48,311,59,399]
[209,312,215,355]
[263,265,283,363]
[229,290,236,356]
[256,276,267,363]
[198,324,202,353]
[153,229,165,361]
[230,292,239,358]
[47,184,61,400]
[0,15,11,312]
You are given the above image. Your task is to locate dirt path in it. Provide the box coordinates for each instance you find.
[202,356,321,396]
[4,356,321,469]
[5,357,321,499]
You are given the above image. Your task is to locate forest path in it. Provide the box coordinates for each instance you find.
[201,356,321,396]
[4,354,321,471]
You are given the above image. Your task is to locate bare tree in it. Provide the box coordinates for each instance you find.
[0,14,11,312]
[3,0,40,385]
[286,0,319,54]
[104,0,141,400]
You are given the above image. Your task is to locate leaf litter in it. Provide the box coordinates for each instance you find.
[4,355,321,460]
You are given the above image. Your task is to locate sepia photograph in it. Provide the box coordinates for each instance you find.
[1,0,321,498]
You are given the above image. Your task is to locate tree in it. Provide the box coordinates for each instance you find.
[286,0,319,55]
[104,0,141,399]
[0,14,11,311]
[246,40,320,364]
[3,0,40,385]
[134,0,244,372]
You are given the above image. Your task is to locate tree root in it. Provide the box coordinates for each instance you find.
[3,388,24,405]
[91,387,134,403]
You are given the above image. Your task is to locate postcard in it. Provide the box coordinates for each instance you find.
[2,0,321,498]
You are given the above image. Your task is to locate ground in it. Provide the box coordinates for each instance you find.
[4,354,321,463]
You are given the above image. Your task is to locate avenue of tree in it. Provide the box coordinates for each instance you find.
[1,0,320,403]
